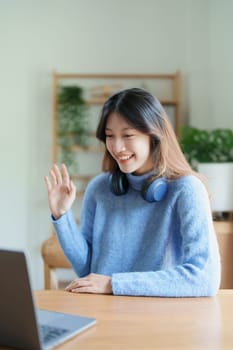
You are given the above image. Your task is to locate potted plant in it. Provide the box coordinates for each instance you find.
[57,85,89,174]
[180,126,233,214]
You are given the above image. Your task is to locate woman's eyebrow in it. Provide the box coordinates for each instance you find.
[105,127,135,131]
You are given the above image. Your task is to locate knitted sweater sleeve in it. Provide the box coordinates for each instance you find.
[51,210,89,277]
[111,179,221,297]
[51,181,96,277]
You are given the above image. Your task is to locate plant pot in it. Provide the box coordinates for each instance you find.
[198,162,233,212]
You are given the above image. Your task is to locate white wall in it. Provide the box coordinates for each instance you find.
[185,0,211,126]
[187,0,233,128]
[0,0,232,289]
[209,0,233,127]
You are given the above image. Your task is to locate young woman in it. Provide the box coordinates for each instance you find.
[45,88,221,297]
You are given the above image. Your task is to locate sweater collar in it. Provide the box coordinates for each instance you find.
[126,171,155,191]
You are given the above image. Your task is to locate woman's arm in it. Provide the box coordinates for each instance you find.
[45,164,94,277]
[52,209,92,277]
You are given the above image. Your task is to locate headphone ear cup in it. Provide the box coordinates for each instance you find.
[110,170,129,196]
[141,178,168,202]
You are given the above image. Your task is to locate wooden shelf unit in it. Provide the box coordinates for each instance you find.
[51,71,182,164]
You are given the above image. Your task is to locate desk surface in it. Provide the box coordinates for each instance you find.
[31,289,233,350]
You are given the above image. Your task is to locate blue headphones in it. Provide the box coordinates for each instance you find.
[110,170,168,202]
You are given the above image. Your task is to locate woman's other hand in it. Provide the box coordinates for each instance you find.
[44,164,76,219]
[65,273,113,294]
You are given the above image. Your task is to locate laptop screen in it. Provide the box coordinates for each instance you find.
[0,249,96,350]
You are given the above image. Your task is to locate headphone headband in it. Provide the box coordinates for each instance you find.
[110,170,168,202]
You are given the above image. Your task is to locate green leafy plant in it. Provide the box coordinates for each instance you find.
[57,85,89,172]
[180,126,233,169]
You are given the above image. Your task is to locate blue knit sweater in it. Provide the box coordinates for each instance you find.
[52,172,221,297]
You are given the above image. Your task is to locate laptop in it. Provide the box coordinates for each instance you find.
[0,249,96,350]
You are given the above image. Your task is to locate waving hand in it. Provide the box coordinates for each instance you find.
[44,164,76,219]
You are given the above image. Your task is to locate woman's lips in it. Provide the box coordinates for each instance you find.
[117,154,134,163]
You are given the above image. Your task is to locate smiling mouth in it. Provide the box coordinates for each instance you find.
[118,154,134,161]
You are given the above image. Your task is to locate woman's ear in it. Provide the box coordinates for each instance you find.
[150,136,160,150]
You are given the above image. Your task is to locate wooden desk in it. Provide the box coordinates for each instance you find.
[32,290,233,350]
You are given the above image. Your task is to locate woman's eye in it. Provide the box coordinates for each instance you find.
[106,134,113,138]
[125,134,134,138]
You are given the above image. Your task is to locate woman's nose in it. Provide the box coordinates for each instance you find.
[113,139,126,153]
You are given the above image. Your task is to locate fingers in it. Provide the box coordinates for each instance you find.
[70,286,95,294]
[65,278,90,291]
[53,164,63,185]
[61,163,70,188]
[49,168,57,186]
[45,164,71,188]
[44,175,52,191]
[65,279,79,291]
[65,274,112,294]
[66,279,96,294]
[70,180,76,194]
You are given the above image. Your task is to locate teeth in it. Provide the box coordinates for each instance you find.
[119,155,131,160]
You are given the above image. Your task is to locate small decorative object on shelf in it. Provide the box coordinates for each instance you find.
[89,84,123,99]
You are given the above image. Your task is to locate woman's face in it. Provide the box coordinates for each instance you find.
[105,112,154,175]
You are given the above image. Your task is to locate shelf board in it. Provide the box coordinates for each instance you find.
[72,145,103,152]
[54,72,178,80]
[71,175,94,181]
[160,99,179,106]
[59,144,103,152]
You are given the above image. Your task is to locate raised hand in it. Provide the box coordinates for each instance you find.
[44,164,76,219]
